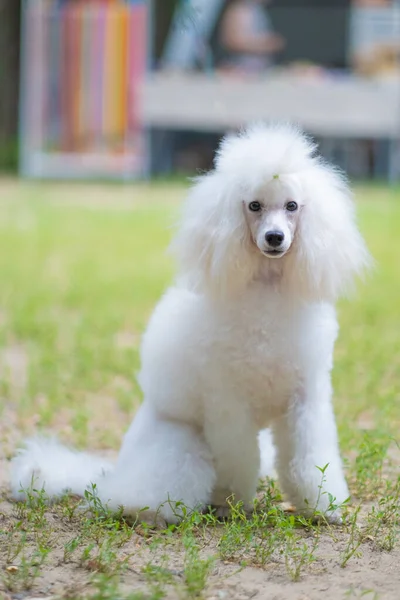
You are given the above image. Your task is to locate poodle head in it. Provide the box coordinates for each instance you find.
[171,123,372,302]
[243,186,301,260]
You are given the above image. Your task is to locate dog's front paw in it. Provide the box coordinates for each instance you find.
[313,508,343,525]
[213,505,231,521]
[209,502,254,521]
[296,505,343,525]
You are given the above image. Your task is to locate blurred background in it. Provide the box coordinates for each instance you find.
[0,6,400,568]
[1,0,400,182]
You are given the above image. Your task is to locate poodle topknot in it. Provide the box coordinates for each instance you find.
[11,123,371,526]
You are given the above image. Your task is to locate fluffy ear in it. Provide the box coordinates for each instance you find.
[284,163,372,301]
[170,173,258,298]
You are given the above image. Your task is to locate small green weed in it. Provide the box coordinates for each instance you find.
[183,532,214,598]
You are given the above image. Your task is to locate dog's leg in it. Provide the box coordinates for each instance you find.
[271,384,349,523]
[258,428,276,479]
[204,403,259,515]
[95,403,216,526]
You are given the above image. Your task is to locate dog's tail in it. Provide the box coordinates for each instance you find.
[11,437,114,501]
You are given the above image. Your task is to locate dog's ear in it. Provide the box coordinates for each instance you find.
[284,164,372,301]
[171,173,257,298]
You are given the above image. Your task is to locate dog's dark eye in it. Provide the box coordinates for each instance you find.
[286,201,298,212]
[248,201,262,212]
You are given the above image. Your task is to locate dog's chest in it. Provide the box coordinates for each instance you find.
[208,296,305,413]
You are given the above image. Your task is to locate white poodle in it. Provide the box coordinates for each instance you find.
[11,123,371,524]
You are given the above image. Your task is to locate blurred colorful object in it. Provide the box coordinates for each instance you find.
[20,0,147,179]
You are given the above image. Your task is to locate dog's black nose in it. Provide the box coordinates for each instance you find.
[265,231,284,247]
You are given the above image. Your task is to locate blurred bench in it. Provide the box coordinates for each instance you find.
[140,72,400,181]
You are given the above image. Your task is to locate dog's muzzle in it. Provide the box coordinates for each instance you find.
[264,230,287,257]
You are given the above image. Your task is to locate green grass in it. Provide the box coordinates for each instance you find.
[0,181,182,448]
[0,180,399,599]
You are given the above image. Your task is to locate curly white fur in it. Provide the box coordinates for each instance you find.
[11,123,371,524]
